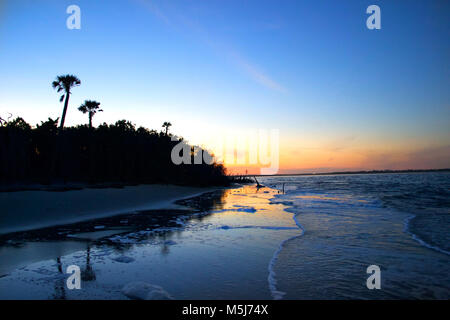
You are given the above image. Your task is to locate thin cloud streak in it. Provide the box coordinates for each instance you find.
[134,0,172,27]
[229,51,287,93]
[136,0,287,93]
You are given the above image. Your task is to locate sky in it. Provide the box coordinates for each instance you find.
[0,0,449,174]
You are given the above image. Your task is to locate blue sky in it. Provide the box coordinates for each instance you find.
[0,0,449,171]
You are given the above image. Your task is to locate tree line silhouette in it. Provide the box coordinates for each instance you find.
[0,74,228,187]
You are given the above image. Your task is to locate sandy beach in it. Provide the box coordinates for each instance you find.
[0,174,449,299]
[0,184,220,235]
[0,185,298,299]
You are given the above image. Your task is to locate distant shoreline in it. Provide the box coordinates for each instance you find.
[252,168,450,177]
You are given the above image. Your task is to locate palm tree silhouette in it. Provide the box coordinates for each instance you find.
[78,100,102,128]
[162,122,172,136]
[52,74,81,130]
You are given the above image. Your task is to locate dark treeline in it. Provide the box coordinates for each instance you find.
[0,117,229,187]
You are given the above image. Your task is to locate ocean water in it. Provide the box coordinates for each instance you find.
[261,172,450,299]
[0,173,448,299]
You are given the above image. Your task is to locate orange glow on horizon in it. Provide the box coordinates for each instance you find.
[220,139,450,175]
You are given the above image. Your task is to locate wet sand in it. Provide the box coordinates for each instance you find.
[0,184,219,235]
[0,185,299,299]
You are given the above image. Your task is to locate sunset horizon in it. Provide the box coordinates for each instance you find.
[0,0,449,307]
[1,0,449,175]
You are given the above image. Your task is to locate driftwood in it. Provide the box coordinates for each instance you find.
[254,176,264,188]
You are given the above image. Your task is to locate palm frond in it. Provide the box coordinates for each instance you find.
[52,74,81,94]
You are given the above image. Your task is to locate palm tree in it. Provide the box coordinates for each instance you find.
[78,100,102,128]
[162,121,172,135]
[52,74,81,130]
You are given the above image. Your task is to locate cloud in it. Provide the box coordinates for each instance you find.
[229,51,287,93]
[136,0,286,93]
[134,0,172,27]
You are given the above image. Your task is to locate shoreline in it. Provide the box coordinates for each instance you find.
[0,181,229,193]
[0,184,227,235]
[266,190,305,300]
[0,188,229,276]
[0,184,297,299]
